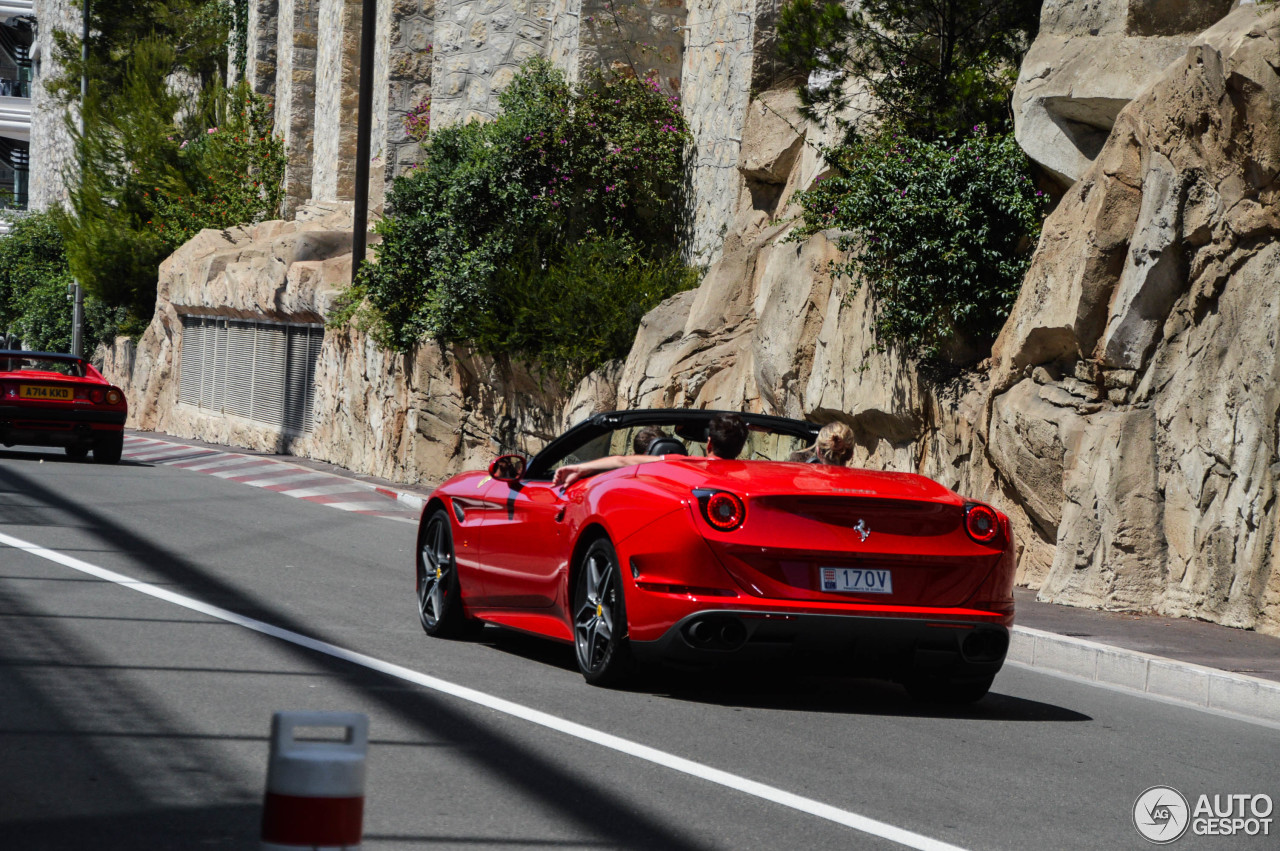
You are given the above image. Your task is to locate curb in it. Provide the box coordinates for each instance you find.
[1009,626,1280,724]
[375,486,426,513]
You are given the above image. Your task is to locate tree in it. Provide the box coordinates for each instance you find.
[0,212,125,352]
[778,0,1041,137]
[46,3,282,334]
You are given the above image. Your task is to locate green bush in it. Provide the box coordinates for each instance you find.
[147,82,286,251]
[355,58,696,377]
[794,128,1045,362]
[0,212,126,352]
[472,236,700,380]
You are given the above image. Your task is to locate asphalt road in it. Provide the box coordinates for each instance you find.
[1,446,1276,850]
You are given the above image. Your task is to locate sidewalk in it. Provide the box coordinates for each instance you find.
[124,429,1280,724]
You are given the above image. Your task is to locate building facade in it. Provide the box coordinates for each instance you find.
[0,0,34,229]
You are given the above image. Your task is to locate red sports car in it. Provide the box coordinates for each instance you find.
[0,350,128,463]
[415,409,1015,702]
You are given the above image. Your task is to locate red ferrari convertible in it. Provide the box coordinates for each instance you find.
[415,409,1015,702]
[0,350,128,463]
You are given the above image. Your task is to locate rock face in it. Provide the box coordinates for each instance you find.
[1013,0,1235,190]
[114,205,567,486]
[991,6,1280,632]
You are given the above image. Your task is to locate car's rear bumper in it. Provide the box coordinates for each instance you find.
[0,405,126,447]
[630,609,1010,679]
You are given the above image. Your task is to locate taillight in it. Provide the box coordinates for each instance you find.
[106,389,122,405]
[964,503,1000,544]
[89,389,104,404]
[693,488,746,531]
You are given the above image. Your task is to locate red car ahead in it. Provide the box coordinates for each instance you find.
[0,350,128,464]
[416,409,1015,702]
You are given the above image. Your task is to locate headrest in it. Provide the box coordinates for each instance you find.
[647,437,688,456]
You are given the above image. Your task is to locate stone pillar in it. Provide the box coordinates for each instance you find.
[376,0,435,206]
[547,0,582,84]
[430,0,551,129]
[564,0,687,96]
[312,0,363,202]
[276,0,320,217]
[679,0,755,266]
[28,0,78,212]
[244,0,280,98]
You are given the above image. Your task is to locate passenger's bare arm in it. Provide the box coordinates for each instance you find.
[553,454,661,487]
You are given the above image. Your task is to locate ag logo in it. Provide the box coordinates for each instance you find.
[1134,786,1190,844]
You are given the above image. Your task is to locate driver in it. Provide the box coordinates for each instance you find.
[554,413,749,488]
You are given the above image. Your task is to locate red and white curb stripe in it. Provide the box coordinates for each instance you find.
[123,435,425,523]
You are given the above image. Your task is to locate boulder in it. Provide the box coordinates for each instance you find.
[1013,0,1235,189]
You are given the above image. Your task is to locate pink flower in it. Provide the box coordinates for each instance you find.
[207,127,218,134]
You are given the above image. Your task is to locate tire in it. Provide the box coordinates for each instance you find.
[905,672,996,705]
[92,433,123,464]
[573,537,634,686]
[416,509,472,638]
[65,445,90,461]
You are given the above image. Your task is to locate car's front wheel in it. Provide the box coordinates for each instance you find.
[573,537,634,686]
[416,509,472,638]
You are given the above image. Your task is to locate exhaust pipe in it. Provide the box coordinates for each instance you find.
[684,617,747,650]
[688,619,716,645]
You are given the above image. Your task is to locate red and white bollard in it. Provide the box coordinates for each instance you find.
[261,711,369,851]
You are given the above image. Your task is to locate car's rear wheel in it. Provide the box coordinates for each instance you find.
[93,433,123,464]
[573,537,633,686]
[416,508,472,638]
[65,445,90,461]
[904,672,996,705]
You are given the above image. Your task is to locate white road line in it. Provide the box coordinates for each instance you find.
[127,448,217,462]
[239,471,327,487]
[323,501,398,512]
[177,456,262,472]
[280,483,374,498]
[211,463,277,479]
[0,530,967,851]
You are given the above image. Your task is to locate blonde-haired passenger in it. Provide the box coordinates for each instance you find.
[790,421,855,466]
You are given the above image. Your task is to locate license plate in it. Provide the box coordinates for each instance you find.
[821,567,893,594]
[20,385,72,401]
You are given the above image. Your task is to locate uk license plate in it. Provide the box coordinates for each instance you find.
[20,385,72,401]
[821,567,893,594]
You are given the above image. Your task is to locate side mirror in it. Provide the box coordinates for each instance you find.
[489,454,527,482]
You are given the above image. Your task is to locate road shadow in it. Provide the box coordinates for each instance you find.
[0,463,717,851]
[3,803,260,851]
[0,448,151,467]
[648,665,1092,722]
[478,627,1091,722]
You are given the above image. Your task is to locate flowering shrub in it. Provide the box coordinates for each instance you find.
[353,58,694,377]
[402,45,434,142]
[403,95,432,141]
[147,83,286,250]
[795,128,1046,362]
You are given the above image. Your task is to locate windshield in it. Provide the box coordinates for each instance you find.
[1,356,86,377]
[531,414,815,480]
